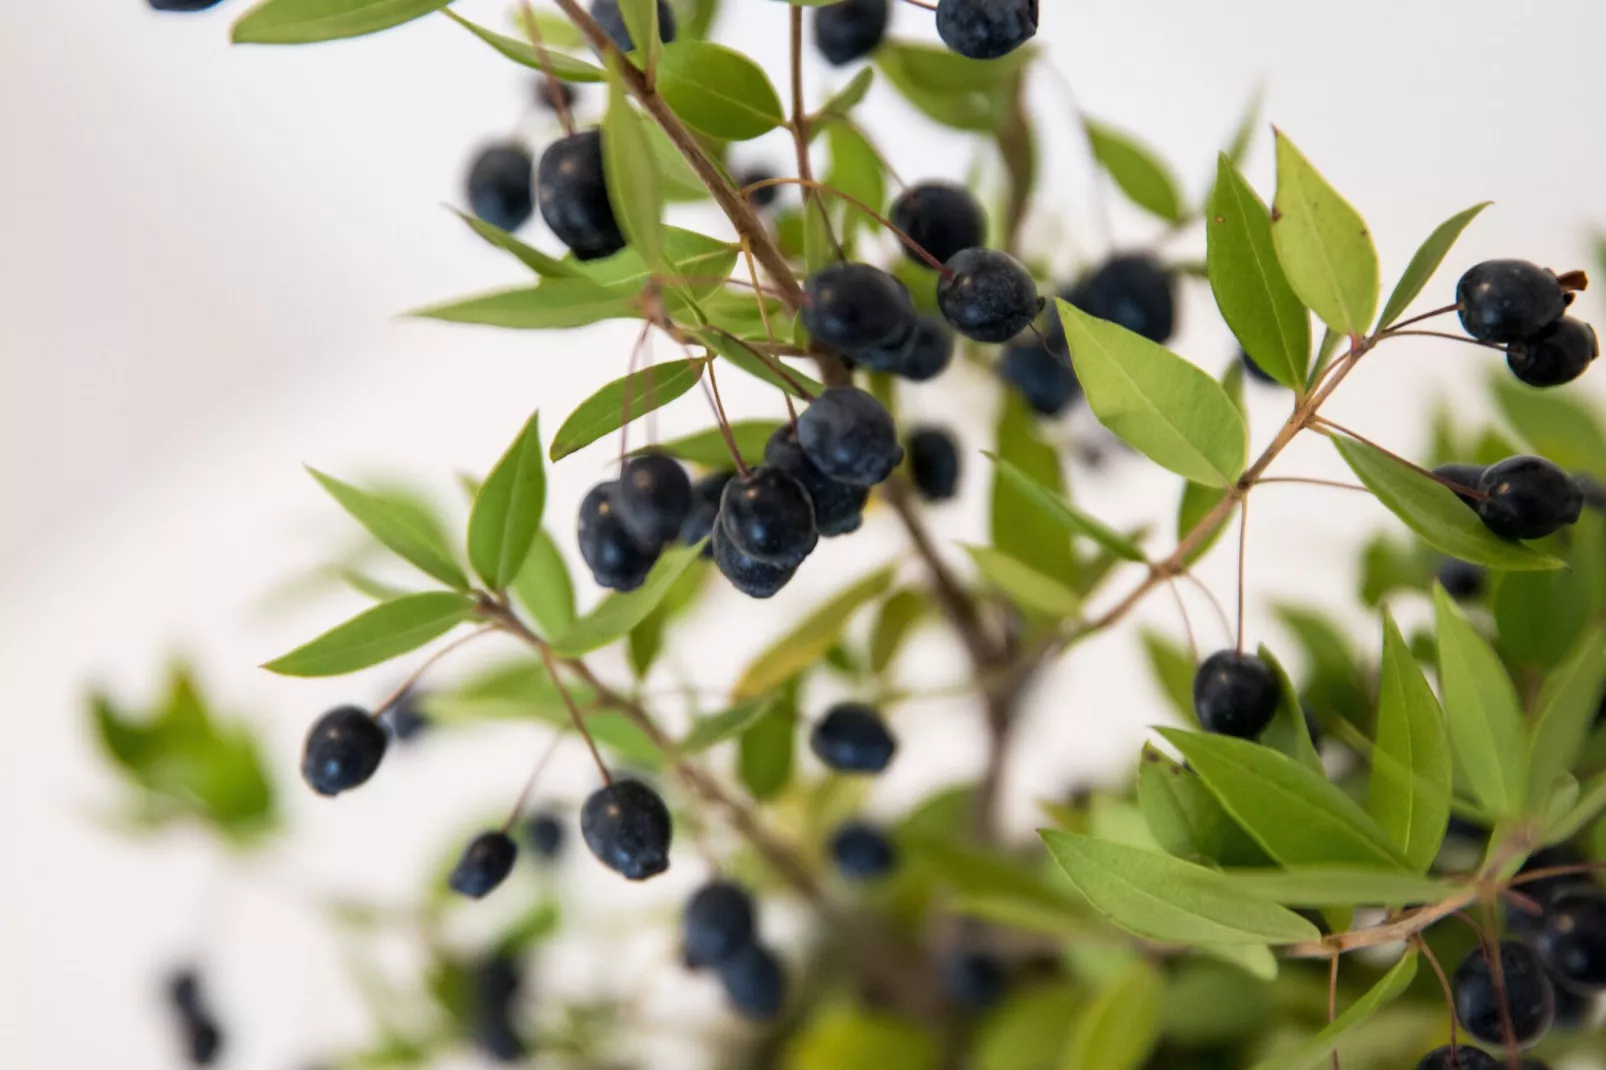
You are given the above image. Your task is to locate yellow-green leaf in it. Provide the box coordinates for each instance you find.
[1270,130,1379,337]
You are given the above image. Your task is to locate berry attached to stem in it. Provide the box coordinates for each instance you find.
[578,480,662,591]
[796,386,905,487]
[1453,940,1555,1048]
[301,706,388,797]
[466,143,535,233]
[812,0,891,67]
[1192,651,1280,740]
[937,248,1044,343]
[580,779,673,881]
[719,467,819,567]
[449,831,519,900]
[615,452,694,547]
[1476,456,1583,541]
[1456,260,1566,344]
[801,262,919,352]
[890,182,988,267]
[712,523,798,598]
[537,129,626,262]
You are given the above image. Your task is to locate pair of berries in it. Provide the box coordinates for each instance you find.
[467,127,623,259]
[578,453,704,591]
[166,969,223,1066]
[1434,458,1584,542]
[811,0,1037,65]
[1457,260,1597,387]
[469,954,526,1062]
[682,881,787,1020]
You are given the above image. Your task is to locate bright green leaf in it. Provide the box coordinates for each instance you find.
[441,11,604,81]
[602,57,666,273]
[1376,202,1491,329]
[1495,566,1592,671]
[263,592,476,677]
[511,529,575,637]
[550,543,706,656]
[1527,627,1606,812]
[963,544,1081,619]
[1368,614,1453,872]
[1061,962,1162,1070]
[733,566,894,699]
[820,67,875,119]
[1140,632,1197,723]
[650,420,776,469]
[574,226,738,297]
[869,589,928,675]
[656,41,785,141]
[1433,585,1529,820]
[1137,745,1268,867]
[987,454,1146,562]
[550,359,705,460]
[1246,951,1418,1070]
[1257,647,1324,776]
[991,391,1077,586]
[308,469,469,589]
[1270,130,1379,337]
[410,279,641,330]
[680,696,776,754]
[232,0,449,44]
[450,208,577,277]
[468,411,546,589]
[1084,119,1184,223]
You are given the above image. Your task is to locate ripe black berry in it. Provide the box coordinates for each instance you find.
[526,810,565,860]
[830,820,898,880]
[1416,1047,1499,1070]
[937,248,1043,343]
[1434,463,1488,509]
[891,182,988,267]
[681,470,735,555]
[797,386,905,487]
[449,831,518,900]
[301,706,388,797]
[616,452,693,547]
[1240,348,1277,384]
[717,942,787,1021]
[149,0,226,10]
[810,703,897,773]
[1000,343,1081,417]
[1535,889,1606,992]
[682,880,758,969]
[1193,651,1280,740]
[738,167,779,208]
[1477,455,1584,541]
[533,75,577,114]
[907,426,961,502]
[1508,317,1599,388]
[1457,260,1567,344]
[168,969,203,1015]
[589,0,676,51]
[858,314,955,381]
[1505,844,1594,938]
[945,951,1009,1010]
[1453,941,1555,1047]
[802,262,919,352]
[182,1018,223,1066]
[580,779,673,881]
[765,425,869,536]
[719,467,819,567]
[466,143,535,233]
[1437,558,1486,601]
[1550,980,1595,1030]
[935,0,1039,60]
[813,0,890,67]
[578,481,661,591]
[537,129,625,262]
[713,523,797,599]
[1066,255,1177,344]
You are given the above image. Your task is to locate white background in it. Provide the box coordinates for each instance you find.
[3,1,1605,1067]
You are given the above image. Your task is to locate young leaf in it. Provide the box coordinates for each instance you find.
[1491,374,1606,481]
[1040,830,1320,946]
[441,11,604,81]
[1207,156,1310,391]
[1062,962,1163,1070]
[308,469,469,590]
[511,529,575,637]
[1156,728,1406,870]
[679,696,776,754]
[549,359,705,460]
[468,411,546,589]
[655,42,785,141]
[410,279,641,330]
[962,544,1082,619]
[820,67,876,119]
[602,57,666,273]
[1245,951,1418,1070]
[1084,119,1185,223]
[1375,202,1491,330]
[1270,130,1379,337]
[990,391,1077,587]
[1217,868,1454,907]
[649,420,777,469]
[1526,627,1606,812]
[1138,745,1268,867]
[451,208,578,278]
[732,566,895,698]
[739,685,795,802]
[232,0,450,44]
[1057,300,1248,487]
[263,592,476,677]
[1332,435,1564,571]
[1256,646,1324,776]
[986,454,1146,562]
[1433,585,1530,820]
[549,543,706,656]
[1368,614,1453,873]
[869,589,929,675]
[1546,770,1606,845]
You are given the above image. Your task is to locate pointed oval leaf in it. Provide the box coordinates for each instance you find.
[1085,119,1185,223]
[986,454,1146,562]
[1376,202,1491,329]
[991,390,1078,585]
[1270,131,1379,337]
[602,58,666,273]
[263,592,476,677]
[1256,646,1324,775]
[1491,374,1606,481]
[1138,745,1268,867]
[1218,868,1454,907]
[441,11,604,81]
[232,0,450,44]
[1368,614,1453,872]
[451,208,577,278]
[679,696,777,754]
[1062,963,1163,1070]
[820,67,876,119]
[549,359,705,461]
[410,279,641,330]
[468,412,546,589]
[869,589,929,675]
[549,543,706,657]
[574,226,738,296]
[699,330,823,400]
[655,41,784,141]
[1433,585,1529,820]
[1057,300,1247,486]
[731,567,895,699]
[738,684,796,801]
[963,544,1081,619]
[308,469,468,589]
[1527,626,1606,812]
[511,529,575,638]
[1245,950,1418,1070]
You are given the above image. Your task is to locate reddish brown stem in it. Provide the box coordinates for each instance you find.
[741,177,954,275]
[518,2,577,138]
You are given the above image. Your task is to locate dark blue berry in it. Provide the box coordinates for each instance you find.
[681,471,735,555]
[580,779,673,881]
[891,183,988,267]
[739,168,780,208]
[797,386,905,487]
[812,0,890,66]
[712,523,797,599]
[1477,455,1583,541]
[935,0,1039,60]
[1000,342,1081,416]
[830,820,898,880]
[1434,463,1488,509]
[616,453,693,547]
[182,1017,223,1066]
[1066,255,1177,344]
[945,951,1009,1010]
[526,810,565,860]
[907,426,961,502]
[764,424,868,537]
[450,831,518,899]
[579,481,661,591]
[467,143,535,233]
[683,881,758,969]
[589,0,676,51]
[1193,651,1279,740]
[538,129,625,262]
[938,248,1043,343]
[1508,317,1599,388]
[1506,845,1594,937]
[301,706,387,797]
[1458,260,1566,344]
[1454,941,1555,1048]
[148,0,226,9]
[717,943,787,1021]
[381,690,430,743]
[810,703,896,773]
[802,262,919,352]
[470,955,526,1062]
[1240,348,1276,384]
[534,76,577,114]
[858,314,955,382]
[1417,1047,1499,1070]
[719,468,819,567]
[1535,888,1606,992]
[1437,558,1486,601]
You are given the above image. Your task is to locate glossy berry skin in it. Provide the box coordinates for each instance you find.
[765,425,868,537]
[810,703,897,773]
[589,0,676,51]
[935,0,1039,60]
[580,779,673,881]
[797,386,905,488]
[1453,941,1555,1048]
[1434,463,1489,510]
[681,471,735,555]
[1067,255,1177,344]
[538,129,626,262]
[712,523,797,599]
[1437,558,1486,601]
[945,951,1008,1010]
[891,183,988,267]
[907,427,961,503]
[616,453,693,547]
[526,811,565,860]
[719,468,818,567]
[1000,343,1081,416]
[466,144,535,233]
[302,706,388,797]
[802,262,919,352]
[830,821,898,880]
[938,249,1044,343]
[717,943,786,1021]
[149,0,226,10]
[449,832,518,900]
[1477,455,1583,541]
[813,0,890,66]
[1457,260,1566,344]
[682,881,757,969]
[578,481,661,591]
[1416,1047,1499,1070]
[859,315,955,382]
[1193,651,1280,740]
[1535,889,1606,992]
[1508,317,1599,387]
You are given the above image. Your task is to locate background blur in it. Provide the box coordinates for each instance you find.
[4,1,1605,1067]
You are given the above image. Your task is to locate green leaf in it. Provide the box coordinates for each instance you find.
[654,41,784,141]
[1156,728,1406,870]
[784,1004,940,1070]
[1217,868,1453,907]
[1495,566,1592,671]
[825,121,887,248]
[574,226,738,297]
[1061,962,1162,1070]
[510,529,575,637]
[550,358,705,460]
[1057,300,1247,486]
[869,589,928,675]
[874,42,1028,132]
[468,411,546,589]
[1140,632,1197,723]
[1433,585,1529,820]
[451,208,577,277]
[1177,480,1234,565]
[991,391,1077,586]
[1084,119,1184,223]
[1368,614,1453,873]
[650,420,776,469]
[1306,325,1342,389]
[602,57,666,273]
[739,685,796,802]
[1207,155,1310,391]
[615,0,661,71]
[1040,830,1320,946]
[1137,745,1267,867]
[987,454,1146,562]
[733,566,895,699]
[1491,374,1606,482]
[1527,627,1606,812]
[263,592,476,677]
[549,543,705,656]
[974,983,1081,1070]
[1375,202,1491,330]
[963,545,1081,619]
[308,469,469,589]
[1257,646,1324,776]
[1545,770,1606,844]
[1245,950,1418,1070]
[820,67,876,119]
[232,0,449,44]
[699,330,823,399]
[626,559,706,677]
[410,278,641,330]
[680,696,777,754]
[1270,130,1379,337]
[441,11,604,81]
[1332,435,1564,570]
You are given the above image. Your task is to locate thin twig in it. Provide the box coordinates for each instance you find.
[370,625,496,719]
[1383,302,1460,333]
[1415,937,1461,1059]
[1178,570,1234,647]
[537,637,612,785]
[1164,578,1199,664]
[1312,417,1489,501]
[741,177,952,274]
[502,728,568,833]
[1328,953,1341,1070]
[1384,329,1507,352]
[519,1,576,138]
[1257,476,1371,493]
[702,358,751,478]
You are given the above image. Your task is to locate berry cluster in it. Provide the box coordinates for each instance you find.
[1458,260,1598,387]
[681,881,786,1020]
